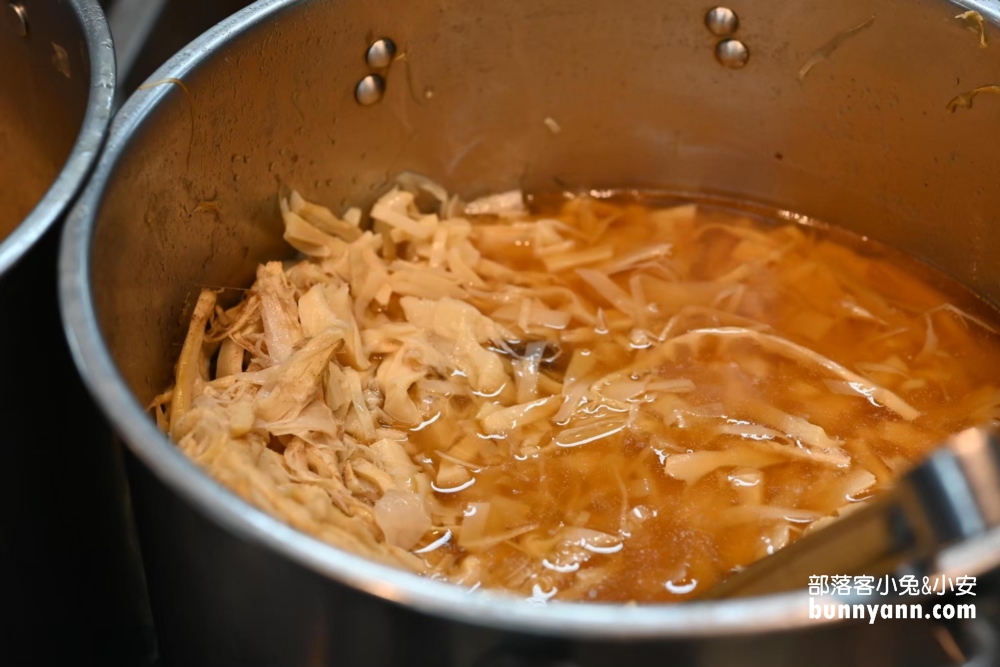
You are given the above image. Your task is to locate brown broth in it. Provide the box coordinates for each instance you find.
[402,196,1000,603]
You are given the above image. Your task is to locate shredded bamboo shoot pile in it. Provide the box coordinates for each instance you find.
[156,176,1000,603]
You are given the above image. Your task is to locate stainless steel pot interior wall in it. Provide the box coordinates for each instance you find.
[0,1,147,665]
[90,0,1000,404]
[0,0,92,245]
[66,0,1000,659]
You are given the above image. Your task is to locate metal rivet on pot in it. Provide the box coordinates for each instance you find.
[705,7,738,36]
[365,38,396,69]
[355,74,385,105]
[715,38,749,68]
[6,2,28,38]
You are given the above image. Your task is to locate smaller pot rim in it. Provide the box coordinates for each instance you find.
[0,0,115,279]
[59,0,839,640]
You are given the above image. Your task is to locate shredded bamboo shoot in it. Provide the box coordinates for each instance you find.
[160,176,1000,604]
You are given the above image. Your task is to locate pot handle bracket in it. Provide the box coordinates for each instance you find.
[934,615,998,667]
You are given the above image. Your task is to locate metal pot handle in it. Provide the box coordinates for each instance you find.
[934,616,998,667]
[703,427,1000,599]
[469,620,997,667]
[472,650,580,667]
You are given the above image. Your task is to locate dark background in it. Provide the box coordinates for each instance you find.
[101,0,256,95]
[0,3,254,667]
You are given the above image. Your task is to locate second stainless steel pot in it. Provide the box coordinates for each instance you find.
[0,2,153,665]
[61,0,1000,664]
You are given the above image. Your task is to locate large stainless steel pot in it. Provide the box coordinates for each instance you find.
[0,2,152,665]
[60,0,1000,664]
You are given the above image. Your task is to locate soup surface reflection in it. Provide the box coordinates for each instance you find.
[161,181,1000,603]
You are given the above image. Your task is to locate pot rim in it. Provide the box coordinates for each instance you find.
[0,0,115,279]
[59,0,842,639]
